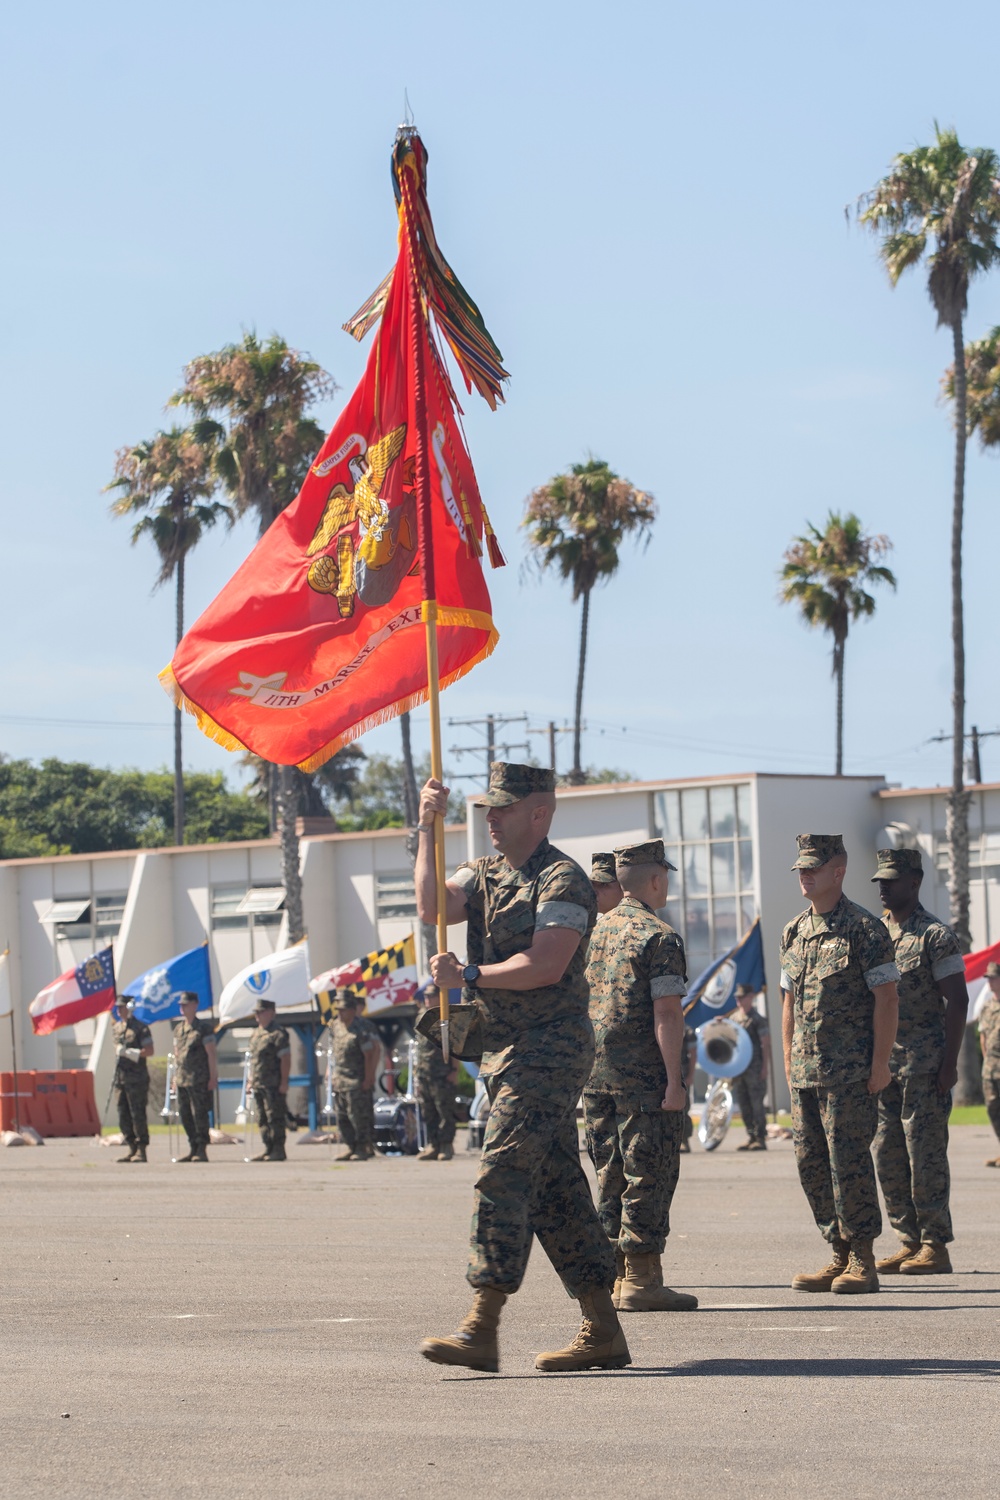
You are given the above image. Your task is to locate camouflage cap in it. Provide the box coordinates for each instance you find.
[332,987,360,1008]
[614,838,677,873]
[591,852,619,885]
[472,761,556,808]
[986,961,1000,978]
[791,834,847,870]
[871,847,923,881]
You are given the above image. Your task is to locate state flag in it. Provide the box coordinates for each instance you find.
[29,947,117,1035]
[120,943,213,1025]
[683,919,766,1031]
[313,935,418,1019]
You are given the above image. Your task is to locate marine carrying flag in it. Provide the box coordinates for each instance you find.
[29,947,116,1035]
[161,132,505,772]
[121,943,213,1025]
[683,919,766,1031]
[312,935,418,1019]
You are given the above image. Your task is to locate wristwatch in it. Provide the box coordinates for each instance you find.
[462,963,481,986]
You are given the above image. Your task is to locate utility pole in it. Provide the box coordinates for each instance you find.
[929,725,998,785]
[527,721,573,774]
[447,714,529,787]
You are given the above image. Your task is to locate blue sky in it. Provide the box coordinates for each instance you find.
[1,0,998,793]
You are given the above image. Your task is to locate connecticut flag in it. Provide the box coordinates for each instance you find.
[683,919,766,1031]
[29,947,117,1035]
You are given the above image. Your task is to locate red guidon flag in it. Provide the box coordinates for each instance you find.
[161,130,506,771]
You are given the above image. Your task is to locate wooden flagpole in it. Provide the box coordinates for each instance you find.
[405,158,451,1063]
[2,946,18,1134]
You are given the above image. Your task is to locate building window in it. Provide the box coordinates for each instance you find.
[95,895,127,940]
[41,895,128,942]
[211,885,286,931]
[376,872,418,921]
[652,784,756,980]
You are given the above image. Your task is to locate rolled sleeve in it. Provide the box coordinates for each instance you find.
[780,969,792,992]
[535,900,590,934]
[651,974,687,999]
[449,865,476,893]
[931,952,967,982]
[865,962,900,991]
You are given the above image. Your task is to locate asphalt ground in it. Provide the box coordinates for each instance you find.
[2,1123,999,1500]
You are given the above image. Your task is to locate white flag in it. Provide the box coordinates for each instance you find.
[0,951,11,1019]
[217,940,311,1027]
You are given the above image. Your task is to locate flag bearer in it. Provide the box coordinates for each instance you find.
[248,999,291,1161]
[112,996,153,1163]
[329,990,380,1161]
[583,840,697,1314]
[173,992,219,1163]
[871,849,968,1271]
[781,835,899,1295]
[416,763,629,1375]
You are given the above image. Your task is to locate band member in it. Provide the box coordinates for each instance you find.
[112,996,153,1163]
[414,985,458,1161]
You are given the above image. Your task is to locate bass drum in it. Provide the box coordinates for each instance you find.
[373,1096,419,1156]
[698,1078,733,1152]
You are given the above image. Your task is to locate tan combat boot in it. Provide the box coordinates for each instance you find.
[417,1145,439,1161]
[420,1288,506,1372]
[611,1248,627,1309]
[831,1240,879,1294]
[899,1242,952,1275]
[535,1288,632,1372]
[875,1241,919,1273]
[618,1253,699,1312]
[791,1239,849,1291]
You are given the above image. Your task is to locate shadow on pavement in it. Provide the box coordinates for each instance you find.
[447,1356,1000,1382]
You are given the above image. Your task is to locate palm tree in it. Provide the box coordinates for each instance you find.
[944,326,1000,450]
[780,513,896,776]
[857,126,1000,949]
[107,427,231,845]
[170,333,335,941]
[523,458,656,784]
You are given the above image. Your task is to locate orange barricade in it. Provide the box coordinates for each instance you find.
[0,1071,101,1136]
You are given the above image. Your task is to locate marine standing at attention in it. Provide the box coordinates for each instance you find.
[416,762,629,1375]
[330,989,380,1161]
[977,961,1000,1168]
[731,984,771,1152]
[780,834,899,1294]
[583,840,697,1314]
[112,996,153,1164]
[414,984,458,1161]
[871,848,968,1274]
[590,852,623,915]
[172,991,219,1164]
[248,999,291,1162]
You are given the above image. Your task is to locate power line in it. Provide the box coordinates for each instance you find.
[0,713,168,730]
[447,714,529,785]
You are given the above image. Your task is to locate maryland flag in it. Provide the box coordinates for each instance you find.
[161,129,507,770]
[312,935,418,1018]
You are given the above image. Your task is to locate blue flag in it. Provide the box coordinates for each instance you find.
[121,943,213,1024]
[683,918,766,1030]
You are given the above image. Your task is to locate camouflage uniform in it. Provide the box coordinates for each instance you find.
[414,1024,456,1152]
[980,979,1000,1145]
[873,882,965,1247]
[732,1007,770,1146]
[583,870,687,1257]
[780,836,899,1246]
[173,1016,217,1153]
[112,1015,152,1149]
[249,1023,291,1158]
[330,1013,380,1156]
[450,779,611,1297]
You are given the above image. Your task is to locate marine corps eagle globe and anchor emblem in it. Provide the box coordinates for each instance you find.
[305,423,418,618]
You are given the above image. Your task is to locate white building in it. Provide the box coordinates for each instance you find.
[2,772,997,1113]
